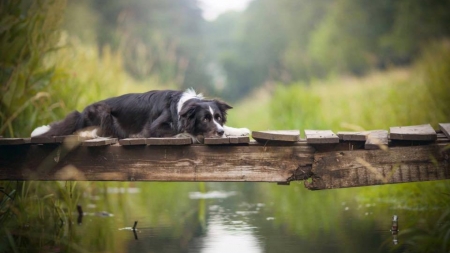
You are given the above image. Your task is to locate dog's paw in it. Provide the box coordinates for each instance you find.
[78,128,100,139]
[224,126,251,137]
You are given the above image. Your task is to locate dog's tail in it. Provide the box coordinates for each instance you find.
[31,111,83,137]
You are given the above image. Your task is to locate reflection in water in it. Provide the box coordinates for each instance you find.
[189,203,262,253]
[0,181,448,252]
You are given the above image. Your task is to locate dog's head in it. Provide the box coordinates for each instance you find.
[179,99,232,138]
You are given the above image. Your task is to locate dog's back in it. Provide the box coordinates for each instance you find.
[31,89,249,140]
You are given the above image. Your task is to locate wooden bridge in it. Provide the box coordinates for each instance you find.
[0,123,449,190]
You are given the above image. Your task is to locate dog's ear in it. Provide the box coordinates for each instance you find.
[179,103,199,134]
[214,100,232,112]
[179,102,199,119]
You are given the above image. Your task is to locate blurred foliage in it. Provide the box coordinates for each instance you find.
[0,0,161,138]
[0,0,66,137]
[56,0,450,101]
[0,181,201,252]
[64,0,211,91]
[207,0,450,101]
[268,40,450,132]
[236,40,450,253]
[0,0,449,252]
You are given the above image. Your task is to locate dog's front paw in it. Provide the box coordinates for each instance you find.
[224,126,251,137]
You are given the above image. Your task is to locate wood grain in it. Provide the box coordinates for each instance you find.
[305,143,450,190]
[119,138,147,145]
[229,136,250,144]
[305,130,339,144]
[204,137,230,145]
[365,130,388,150]
[439,123,450,139]
[31,136,56,144]
[146,137,192,145]
[390,124,437,141]
[337,131,369,141]
[82,138,117,146]
[0,142,314,182]
[252,130,300,142]
[0,138,31,145]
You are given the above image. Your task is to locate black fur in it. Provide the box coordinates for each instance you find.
[34,90,232,139]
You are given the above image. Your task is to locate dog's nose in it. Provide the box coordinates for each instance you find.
[217,129,224,136]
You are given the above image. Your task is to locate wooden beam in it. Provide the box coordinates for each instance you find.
[305,143,450,190]
[0,142,314,183]
[0,135,448,189]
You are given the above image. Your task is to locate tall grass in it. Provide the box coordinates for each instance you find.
[228,40,449,133]
[268,41,450,132]
[229,40,450,253]
[0,0,167,138]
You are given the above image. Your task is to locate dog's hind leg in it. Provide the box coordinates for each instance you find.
[31,111,83,137]
[81,103,127,139]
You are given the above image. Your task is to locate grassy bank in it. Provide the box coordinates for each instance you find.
[228,40,450,133]
[227,40,450,253]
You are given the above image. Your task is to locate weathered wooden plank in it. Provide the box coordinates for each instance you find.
[389,124,437,141]
[252,130,300,142]
[146,137,192,145]
[54,135,90,143]
[204,137,230,145]
[305,130,339,144]
[337,131,369,141]
[229,136,250,144]
[439,123,450,139]
[203,136,249,145]
[0,142,314,182]
[82,138,117,147]
[305,143,450,190]
[365,130,388,150]
[31,136,56,144]
[0,138,31,145]
[119,138,147,145]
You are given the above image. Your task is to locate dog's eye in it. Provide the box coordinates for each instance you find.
[203,117,210,123]
[216,116,222,121]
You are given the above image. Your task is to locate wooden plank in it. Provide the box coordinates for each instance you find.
[305,130,339,144]
[337,131,369,141]
[365,130,388,150]
[437,133,450,143]
[229,136,250,144]
[0,138,31,145]
[204,136,250,145]
[0,142,314,182]
[82,138,117,147]
[439,123,450,139]
[305,143,450,190]
[119,138,147,146]
[204,137,230,145]
[389,124,437,141]
[31,136,56,144]
[146,137,192,145]
[252,130,300,142]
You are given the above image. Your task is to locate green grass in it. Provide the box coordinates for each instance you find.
[229,40,450,135]
[227,40,450,253]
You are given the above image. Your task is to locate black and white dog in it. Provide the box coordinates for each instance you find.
[31,89,250,142]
